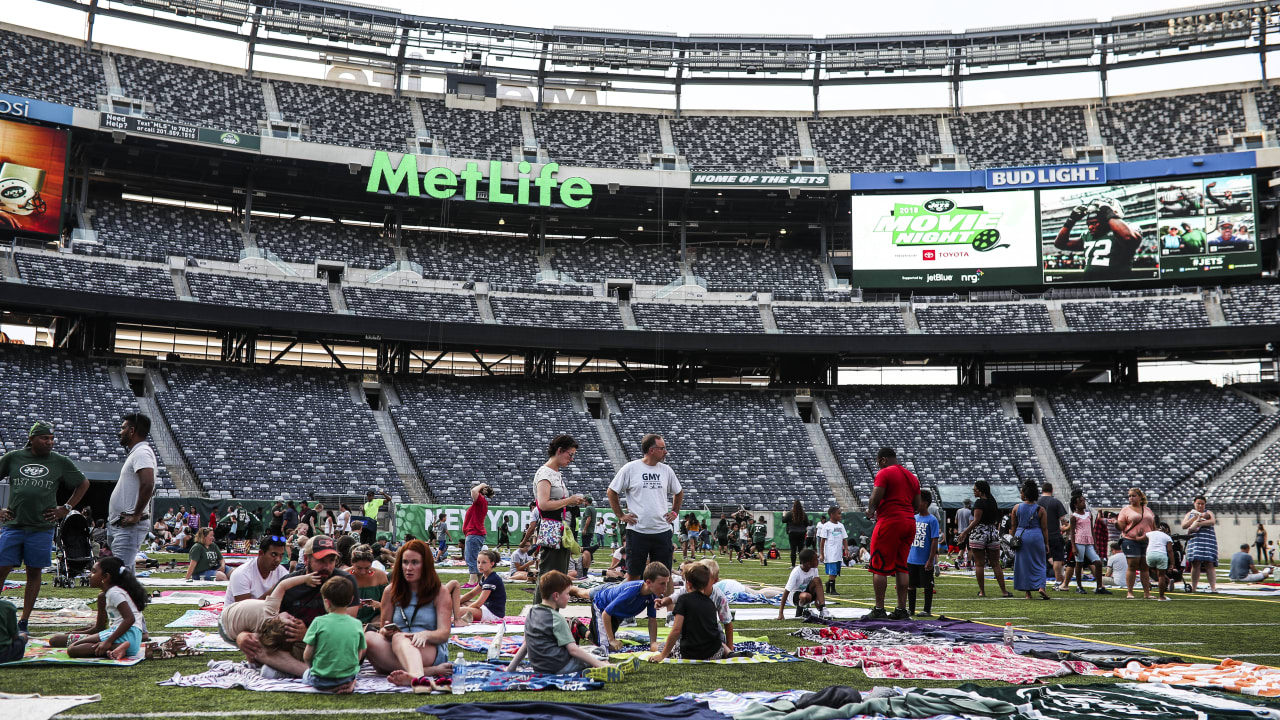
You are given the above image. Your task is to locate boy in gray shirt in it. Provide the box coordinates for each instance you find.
[506,570,637,680]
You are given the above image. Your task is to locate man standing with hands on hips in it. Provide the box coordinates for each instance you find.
[107,413,157,574]
[0,422,90,632]
[608,434,683,580]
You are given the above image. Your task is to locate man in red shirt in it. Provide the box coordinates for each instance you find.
[864,447,920,620]
[463,483,493,588]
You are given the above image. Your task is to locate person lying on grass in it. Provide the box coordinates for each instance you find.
[777,548,827,620]
[49,557,147,660]
[459,550,507,622]
[506,569,633,680]
[651,563,732,662]
[588,561,669,652]
[301,576,367,694]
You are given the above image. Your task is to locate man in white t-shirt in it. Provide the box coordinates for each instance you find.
[816,507,849,595]
[223,535,289,611]
[107,413,157,574]
[608,433,683,580]
[777,548,826,620]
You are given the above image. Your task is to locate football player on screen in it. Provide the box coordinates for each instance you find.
[1053,197,1145,280]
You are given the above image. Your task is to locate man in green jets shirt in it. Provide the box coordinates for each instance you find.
[0,422,90,631]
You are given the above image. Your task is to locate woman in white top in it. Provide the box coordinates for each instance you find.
[532,434,587,602]
[337,504,352,533]
[323,511,336,537]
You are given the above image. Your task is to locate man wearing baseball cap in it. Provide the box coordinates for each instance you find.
[0,422,90,631]
[279,536,360,627]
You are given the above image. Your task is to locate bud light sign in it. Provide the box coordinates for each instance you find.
[986,163,1106,190]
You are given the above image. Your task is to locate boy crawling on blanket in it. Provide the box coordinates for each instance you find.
[506,570,637,681]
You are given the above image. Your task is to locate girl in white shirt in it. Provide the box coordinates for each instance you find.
[1144,523,1174,602]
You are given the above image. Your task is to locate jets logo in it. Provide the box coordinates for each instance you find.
[19,464,49,478]
[220,133,240,146]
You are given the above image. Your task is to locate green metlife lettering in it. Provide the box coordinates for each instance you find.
[366,151,593,208]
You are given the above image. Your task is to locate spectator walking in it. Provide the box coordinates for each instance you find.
[784,500,811,568]
[1012,481,1051,601]
[1116,487,1156,600]
[956,480,1011,598]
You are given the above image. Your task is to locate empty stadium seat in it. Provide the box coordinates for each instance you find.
[17,252,175,301]
[187,272,332,314]
[772,304,906,335]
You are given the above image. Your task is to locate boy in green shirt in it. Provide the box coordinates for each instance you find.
[0,599,29,663]
[751,516,769,566]
[302,576,366,693]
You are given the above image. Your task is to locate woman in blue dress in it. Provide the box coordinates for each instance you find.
[1181,495,1219,593]
[365,539,464,693]
[1012,480,1051,600]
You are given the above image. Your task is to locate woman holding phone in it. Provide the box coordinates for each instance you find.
[345,543,388,625]
[363,539,463,692]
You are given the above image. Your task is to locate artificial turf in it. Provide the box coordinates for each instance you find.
[1,550,1275,720]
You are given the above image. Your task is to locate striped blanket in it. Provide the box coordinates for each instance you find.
[1097,659,1280,697]
[797,642,1097,683]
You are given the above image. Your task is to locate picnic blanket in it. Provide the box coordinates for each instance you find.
[0,598,94,611]
[665,690,811,716]
[810,616,1142,657]
[454,660,602,692]
[796,642,1096,683]
[451,634,524,658]
[723,591,783,606]
[164,607,224,628]
[959,682,1280,720]
[731,607,867,621]
[16,609,97,626]
[1097,659,1280,697]
[160,659,409,694]
[1,638,143,667]
[174,631,239,653]
[0,692,100,720]
[614,641,800,665]
[140,577,228,587]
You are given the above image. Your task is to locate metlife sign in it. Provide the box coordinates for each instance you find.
[985,163,1105,190]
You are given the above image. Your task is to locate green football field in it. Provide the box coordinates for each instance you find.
[1,551,1275,719]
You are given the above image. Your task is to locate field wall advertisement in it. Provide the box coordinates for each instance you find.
[851,174,1260,289]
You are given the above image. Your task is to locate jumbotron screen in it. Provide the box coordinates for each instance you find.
[850,174,1262,289]
[0,118,68,237]
[848,190,1041,288]
[1040,174,1260,284]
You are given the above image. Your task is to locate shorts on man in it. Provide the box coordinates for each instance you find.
[0,528,55,569]
[867,517,914,577]
[624,529,673,580]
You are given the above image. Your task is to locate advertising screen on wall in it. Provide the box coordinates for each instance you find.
[0,119,68,237]
[1040,174,1260,284]
[849,190,1041,288]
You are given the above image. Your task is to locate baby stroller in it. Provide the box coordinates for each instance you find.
[54,512,95,588]
[214,517,234,551]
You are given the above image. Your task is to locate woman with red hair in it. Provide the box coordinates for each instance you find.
[364,539,464,692]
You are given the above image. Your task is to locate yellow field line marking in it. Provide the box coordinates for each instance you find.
[969,618,1275,667]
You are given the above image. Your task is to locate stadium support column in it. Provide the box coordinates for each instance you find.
[246,6,262,78]
[536,41,549,111]
[525,349,556,380]
[1260,8,1269,86]
[674,52,686,118]
[950,58,961,115]
[394,28,410,98]
[811,51,822,119]
[1114,355,1138,384]
[243,173,255,235]
[957,357,985,387]
[220,330,257,365]
[84,0,99,48]
[1098,36,1109,104]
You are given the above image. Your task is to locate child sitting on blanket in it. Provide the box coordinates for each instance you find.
[460,550,507,622]
[506,571,635,681]
[301,576,367,693]
[650,563,731,662]
[778,548,827,620]
[0,595,28,663]
[49,557,148,660]
[661,559,735,647]
[508,542,535,582]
